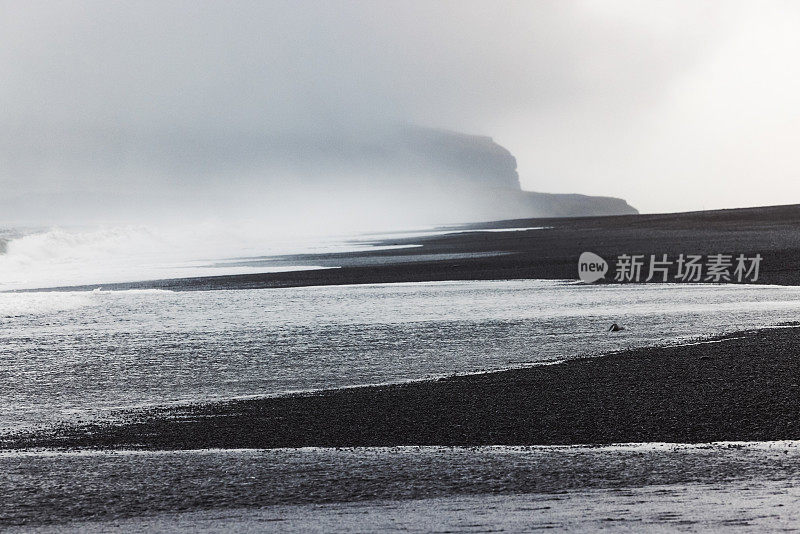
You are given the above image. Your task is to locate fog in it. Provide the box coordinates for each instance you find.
[2,0,800,226]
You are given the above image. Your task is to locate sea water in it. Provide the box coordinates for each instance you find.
[4,442,800,531]
[3,280,800,431]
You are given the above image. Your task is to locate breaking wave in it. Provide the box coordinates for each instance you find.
[0,223,345,291]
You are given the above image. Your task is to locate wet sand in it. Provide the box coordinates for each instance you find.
[4,443,800,530]
[19,484,796,533]
[7,326,800,450]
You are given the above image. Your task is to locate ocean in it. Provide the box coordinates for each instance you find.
[4,442,800,531]
[3,280,800,432]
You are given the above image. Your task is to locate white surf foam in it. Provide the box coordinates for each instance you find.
[0,224,357,290]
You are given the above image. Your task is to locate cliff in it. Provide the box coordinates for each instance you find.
[365,125,638,219]
[0,125,638,226]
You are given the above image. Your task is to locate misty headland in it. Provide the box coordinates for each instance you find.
[0,124,640,290]
[0,124,637,227]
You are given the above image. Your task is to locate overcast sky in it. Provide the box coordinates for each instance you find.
[3,0,800,215]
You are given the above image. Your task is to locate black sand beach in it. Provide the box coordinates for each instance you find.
[7,326,800,451]
[5,206,800,531]
[34,202,800,292]
[9,205,800,449]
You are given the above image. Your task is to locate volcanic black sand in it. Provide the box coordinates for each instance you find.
[30,202,800,292]
[10,203,800,451]
[7,326,800,451]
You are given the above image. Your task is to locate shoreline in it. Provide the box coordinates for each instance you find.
[16,202,800,292]
[5,441,800,530]
[7,326,800,451]
[0,329,731,439]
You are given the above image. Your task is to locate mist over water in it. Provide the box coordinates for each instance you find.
[8,1,800,220]
[0,220,407,291]
[0,153,535,289]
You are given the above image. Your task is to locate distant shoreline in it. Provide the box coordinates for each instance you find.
[18,202,800,292]
[8,326,800,450]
